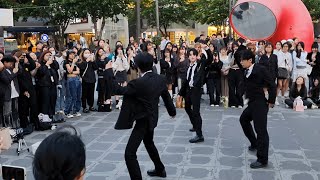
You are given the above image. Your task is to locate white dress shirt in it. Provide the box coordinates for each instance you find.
[246,64,254,78]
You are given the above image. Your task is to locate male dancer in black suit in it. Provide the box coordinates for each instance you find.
[239,50,276,169]
[105,52,176,179]
[178,42,213,143]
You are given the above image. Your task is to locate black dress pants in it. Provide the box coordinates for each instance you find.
[240,100,269,164]
[39,86,57,116]
[18,90,38,128]
[228,69,244,107]
[207,77,221,105]
[98,78,112,104]
[125,120,165,180]
[82,81,95,109]
[184,87,203,136]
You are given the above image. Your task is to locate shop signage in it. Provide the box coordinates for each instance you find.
[41,34,49,42]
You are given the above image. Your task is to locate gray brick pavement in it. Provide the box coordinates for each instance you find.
[1,101,320,180]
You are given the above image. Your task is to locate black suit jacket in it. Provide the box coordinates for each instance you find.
[259,54,278,80]
[0,69,19,101]
[105,70,176,130]
[18,56,36,94]
[244,64,276,104]
[179,49,213,97]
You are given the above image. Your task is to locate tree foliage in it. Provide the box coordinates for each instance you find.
[78,0,131,39]
[191,0,229,25]
[141,0,191,36]
[303,0,320,21]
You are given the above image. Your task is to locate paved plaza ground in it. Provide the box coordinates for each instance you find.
[1,99,320,180]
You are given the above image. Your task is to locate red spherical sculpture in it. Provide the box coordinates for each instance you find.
[230,0,314,51]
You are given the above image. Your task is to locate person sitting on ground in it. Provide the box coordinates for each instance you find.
[308,77,320,108]
[33,125,86,180]
[284,76,312,109]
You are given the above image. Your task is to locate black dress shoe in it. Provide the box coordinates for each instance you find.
[83,108,89,113]
[189,135,204,143]
[248,145,257,151]
[189,128,195,132]
[89,107,97,111]
[250,161,268,169]
[147,169,167,178]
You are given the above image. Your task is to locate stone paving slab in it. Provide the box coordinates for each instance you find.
[1,100,320,180]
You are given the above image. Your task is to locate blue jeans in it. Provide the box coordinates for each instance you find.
[65,77,82,114]
[55,79,66,112]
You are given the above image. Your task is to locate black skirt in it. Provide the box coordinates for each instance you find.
[115,71,127,83]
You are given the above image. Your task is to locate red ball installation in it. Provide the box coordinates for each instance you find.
[230,0,314,51]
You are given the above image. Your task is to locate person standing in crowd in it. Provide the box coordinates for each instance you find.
[178,46,213,143]
[292,42,309,92]
[172,44,178,61]
[35,41,43,58]
[259,42,278,83]
[112,45,129,109]
[160,48,175,98]
[206,52,223,106]
[55,48,67,114]
[273,41,283,57]
[78,48,98,113]
[228,40,245,108]
[220,47,231,101]
[36,51,59,122]
[133,41,142,54]
[96,48,112,112]
[126,46,138,82]
[175,46,189,92]
[307,42,320,89]
[64,51,82,118]
[105,52,176,180]
[277,42,293,98]
[210,34,225,52]
[0,56,19,127]
[27,40,34,52]
[17,52,38,131]
[239,50,276,169]
[284,76,312,109]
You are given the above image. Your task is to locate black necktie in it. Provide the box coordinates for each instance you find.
[187,64,194,81]
[244,69,249,77]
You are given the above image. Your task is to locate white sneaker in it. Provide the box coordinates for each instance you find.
[116,100,123,109]
[210,104,215,107]
[215,105,219,107]
[231,106,236,108]
[73,112,81,117]
[238,106,243,109]
[311,105,319,109]
[275,98,280,106]
[304,106,307,110]
[66,114,74,118]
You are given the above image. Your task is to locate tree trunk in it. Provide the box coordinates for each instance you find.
[159,27,165,36]
[163,24,168,36]
[98,17,106,40]
[92,17,98,39]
